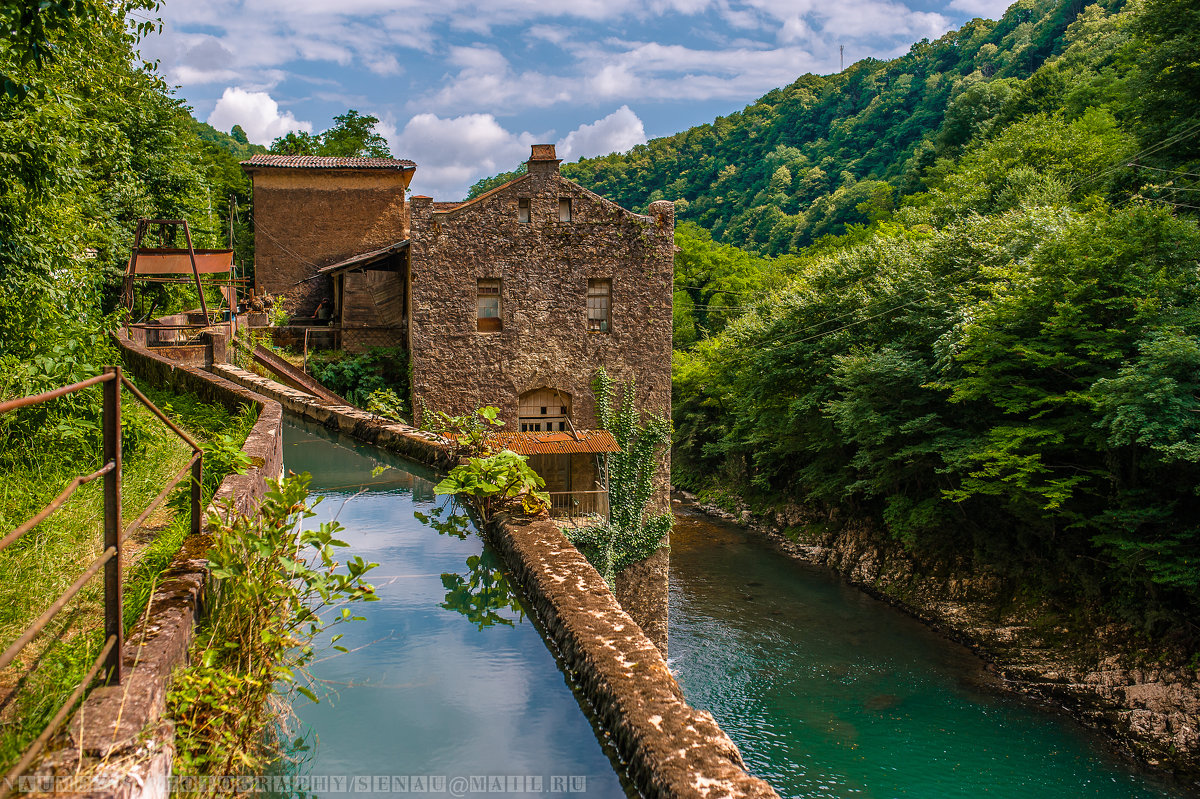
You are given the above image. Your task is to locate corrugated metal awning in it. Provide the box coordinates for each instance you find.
[491,430,619,455]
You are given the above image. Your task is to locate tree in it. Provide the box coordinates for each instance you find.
[269,110,391,159]
[319,109,390,158]
[269,130,319,156]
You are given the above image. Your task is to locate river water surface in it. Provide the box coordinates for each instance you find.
[668,505,1194,799]
[281,418,627,796]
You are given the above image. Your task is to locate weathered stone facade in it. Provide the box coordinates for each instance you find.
[406,150,674,436]
[407,149,674,651]
[242,156,414,318]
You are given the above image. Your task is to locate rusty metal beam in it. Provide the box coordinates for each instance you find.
[119,375,202,452]
[121,453,200,543]
[181,220,209,322]
[0,546,116,672]
[102,366,123,685]
[0,634,118,799]
[0,462,114,554]
[0,372,115,415]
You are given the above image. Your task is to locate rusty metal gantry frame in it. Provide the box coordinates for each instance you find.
[125,218,209,320]
[123,220,246,346]
[0,367,203,795]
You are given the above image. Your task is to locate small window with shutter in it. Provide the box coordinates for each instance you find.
[587,279,611,333]
[518,198,530,223]
[558,197,572,222]
[477,278,502,332]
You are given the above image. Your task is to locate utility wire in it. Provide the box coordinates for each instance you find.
[1068,121,1200,192]
[1129,164,1200,180]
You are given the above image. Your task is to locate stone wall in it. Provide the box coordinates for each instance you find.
[211,364,458,472]
[246,169,410,318]
[485,512,779,799]
[407,169,673,435]
[407,150,675,650]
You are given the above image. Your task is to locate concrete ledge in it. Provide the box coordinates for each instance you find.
[29,336,285,794]
[485,513,779,799]
[211,363,457,472]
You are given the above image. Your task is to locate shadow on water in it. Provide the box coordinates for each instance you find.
[276,417,634,797]
[668,504,1199,799]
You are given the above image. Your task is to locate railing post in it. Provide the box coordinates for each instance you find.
[191,453,203,537]
[102,366,123,685]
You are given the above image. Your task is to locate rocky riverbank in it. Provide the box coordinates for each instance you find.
[675,490,1200,786]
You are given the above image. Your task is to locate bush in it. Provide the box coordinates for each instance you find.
[308,346,409,412]
[168,474,378,780]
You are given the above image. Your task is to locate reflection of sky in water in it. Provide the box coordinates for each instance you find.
[668,510,1192,799]
[281,419,627,796]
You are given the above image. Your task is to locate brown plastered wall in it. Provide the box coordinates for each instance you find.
[248,169,410,318]
[29,335,285,797]
[485,512,779,799]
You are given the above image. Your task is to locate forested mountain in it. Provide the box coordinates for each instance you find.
[559,0,1121,253]
[665,0,1200,645]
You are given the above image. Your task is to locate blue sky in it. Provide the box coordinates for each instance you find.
[138,0,1013,200]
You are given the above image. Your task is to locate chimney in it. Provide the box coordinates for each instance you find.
[526,144,561,175]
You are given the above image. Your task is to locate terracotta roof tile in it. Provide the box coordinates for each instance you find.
[241,154,416,170]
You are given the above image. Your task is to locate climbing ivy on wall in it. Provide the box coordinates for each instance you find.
[567,369,672,587]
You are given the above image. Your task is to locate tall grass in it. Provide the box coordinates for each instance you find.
[0,377,257,772]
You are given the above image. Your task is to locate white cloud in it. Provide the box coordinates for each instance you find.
[393,106,646,199]
[393,113,537,199]
[206,87,313,145]
[418,48,572,113]
[146,0,976,149]
[557,106,646,161]
[947,0,1013,18]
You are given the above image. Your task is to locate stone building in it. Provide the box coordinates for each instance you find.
[242,145,674,649]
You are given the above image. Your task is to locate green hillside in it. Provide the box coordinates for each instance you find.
[560,0,1123,253]
[668,0,1200,651]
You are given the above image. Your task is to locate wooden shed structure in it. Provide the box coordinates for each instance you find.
[314,240,408,352]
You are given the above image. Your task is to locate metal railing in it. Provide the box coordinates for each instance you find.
[547,489,610,520]
[0,366,202,793]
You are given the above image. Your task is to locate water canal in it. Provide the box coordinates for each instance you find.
[281,416,1193,798]
[280,418,628,796]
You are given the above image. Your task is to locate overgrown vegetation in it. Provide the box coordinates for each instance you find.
[560,0,1142,253]
[565,370,672,587]
[0,376,256,773]
[657,0,1200,647]
[168,474,379,782]
[308,346,411,415]
[427,406,550,521]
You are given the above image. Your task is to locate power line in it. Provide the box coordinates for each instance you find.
[1069,120,1200,193]
[250,214,322,270]
[1129,164,1200,180]
[674,284,766,296]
